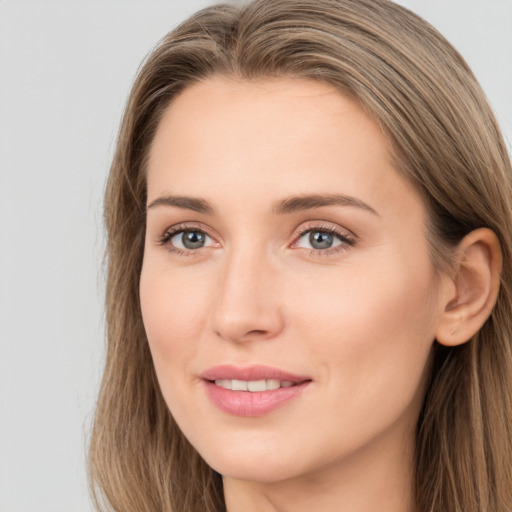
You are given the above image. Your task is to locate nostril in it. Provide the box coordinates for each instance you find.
[211,298,285,343]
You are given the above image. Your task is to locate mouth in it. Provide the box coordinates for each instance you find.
[211,378,298,391]
[200,365,312,416]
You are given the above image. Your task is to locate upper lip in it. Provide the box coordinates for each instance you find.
[200,364,311,383]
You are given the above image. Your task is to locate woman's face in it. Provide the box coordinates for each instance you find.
[140,77,448,484]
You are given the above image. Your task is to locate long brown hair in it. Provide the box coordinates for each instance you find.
[89,1,512,510]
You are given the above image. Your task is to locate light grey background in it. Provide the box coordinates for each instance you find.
[0,1,510,511]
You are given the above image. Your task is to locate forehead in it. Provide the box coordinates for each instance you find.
[149,77,390,171]
[146,76,421,223]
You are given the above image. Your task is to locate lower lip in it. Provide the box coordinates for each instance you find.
[203,380,310,417]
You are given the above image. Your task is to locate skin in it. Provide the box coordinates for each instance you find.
[140,77,455,512]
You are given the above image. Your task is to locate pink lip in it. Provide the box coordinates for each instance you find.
[200,364,310,382]
[200,365,312,417]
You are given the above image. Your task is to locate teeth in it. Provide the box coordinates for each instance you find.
[214,379,297,392]
[232,379,247,391]
[247,379,266,392]
[266,379,280,390]
[215,379,232,390]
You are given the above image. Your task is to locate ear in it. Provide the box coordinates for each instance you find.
[435,228,502,347]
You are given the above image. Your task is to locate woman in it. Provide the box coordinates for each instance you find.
[88,0,512,511]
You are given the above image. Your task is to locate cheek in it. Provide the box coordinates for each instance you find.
[290,257,435,339]
[276,260,437,461]
[285,254,437,400]
[139,261,218,429]
[139,262,210,370]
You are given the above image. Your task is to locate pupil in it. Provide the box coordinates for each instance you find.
[310,231,333,249]
[182,231,205,249]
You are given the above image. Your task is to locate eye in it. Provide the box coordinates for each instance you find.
[294,226,355,252]
[172,230,212,250]
[303,231,338,250]
[158,226,216,253]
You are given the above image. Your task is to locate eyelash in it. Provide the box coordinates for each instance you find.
[157,222,356,257]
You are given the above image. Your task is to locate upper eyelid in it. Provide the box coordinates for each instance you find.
[161,222,214,236]
[293,222,357,240]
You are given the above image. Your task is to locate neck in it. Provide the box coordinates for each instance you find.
[223,424,416,512]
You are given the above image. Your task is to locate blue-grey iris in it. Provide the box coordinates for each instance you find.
[310,231,333,249]
[182,231,206,249]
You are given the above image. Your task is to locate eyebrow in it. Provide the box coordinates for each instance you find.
[272,194,379,216]
[147,195,214,214]
[147,193,378,216]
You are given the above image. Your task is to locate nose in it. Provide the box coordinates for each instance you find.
[210,246,284,344]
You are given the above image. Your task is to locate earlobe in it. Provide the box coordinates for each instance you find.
[435,228,502,347]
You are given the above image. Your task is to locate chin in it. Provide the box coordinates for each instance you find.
[191,434,306,483]
[208,457,302,484]
[195,432,341,486]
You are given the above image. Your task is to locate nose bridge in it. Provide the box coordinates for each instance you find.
[211,240,283,342]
